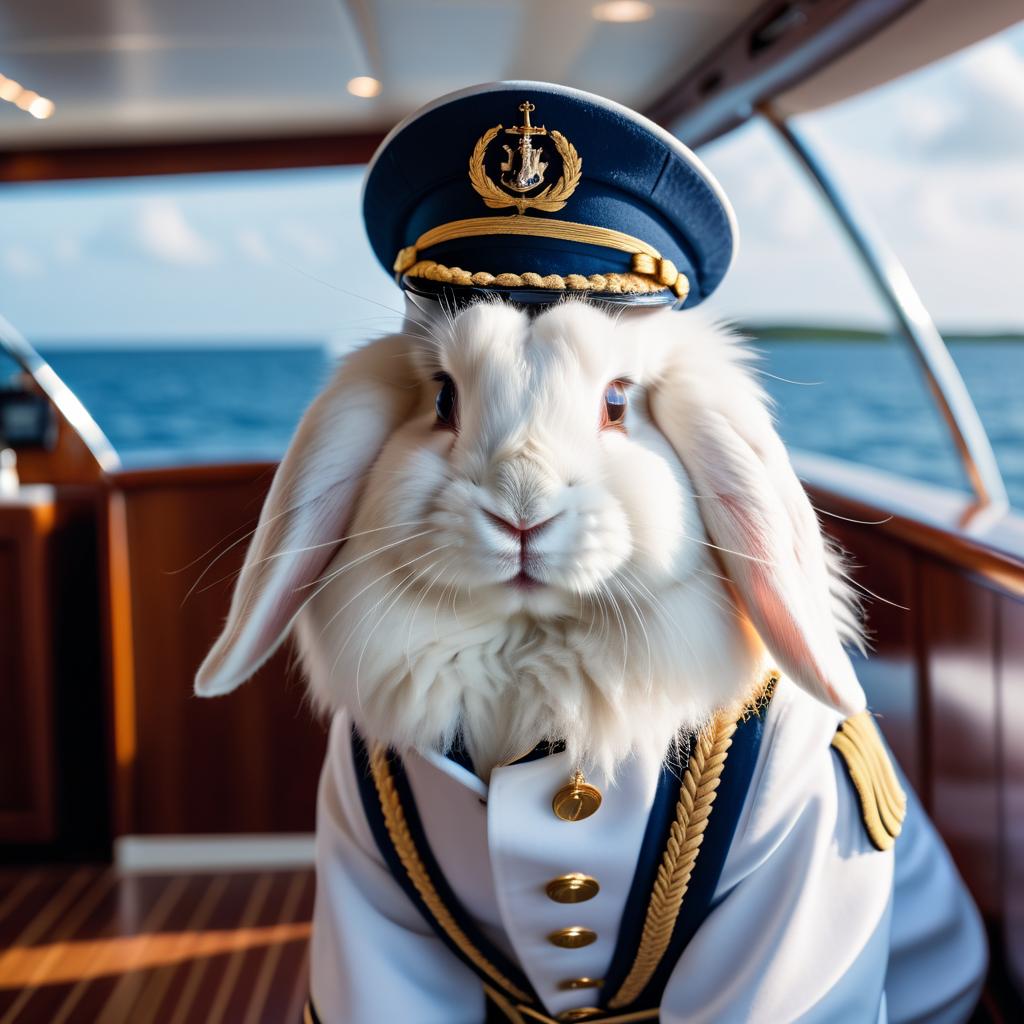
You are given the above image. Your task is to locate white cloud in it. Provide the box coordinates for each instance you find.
[958,38,1024,117]
[135,200,217,266]
[236,228,274,264]
[54,236,80,264]
[279,220,336,263]
[2,245,42,277]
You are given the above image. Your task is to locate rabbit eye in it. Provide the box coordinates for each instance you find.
[434,373,458,429]
[602,380,628,429]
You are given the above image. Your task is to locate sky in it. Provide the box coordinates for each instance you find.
[702,18,1024,334]
[1,19,1022,345]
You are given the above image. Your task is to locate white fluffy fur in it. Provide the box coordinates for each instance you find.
[197,298,864,778]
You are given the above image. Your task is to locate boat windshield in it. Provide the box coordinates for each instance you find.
[697,19,1024,510]
[1,20,1020,508]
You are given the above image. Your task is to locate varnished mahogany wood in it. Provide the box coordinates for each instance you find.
[0,132,385,184]
[0,865,313,1022]
[12,378,107,487]
[0,492,57,842]
[919,559,1000,915]
[822,523,923,794]
[1000,600,1024,994]
[104,465,326,836]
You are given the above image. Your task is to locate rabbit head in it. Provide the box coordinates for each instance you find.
[196,297,864,775]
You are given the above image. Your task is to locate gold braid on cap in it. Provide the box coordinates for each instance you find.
[403,260,675,296]
[393,214,690,300]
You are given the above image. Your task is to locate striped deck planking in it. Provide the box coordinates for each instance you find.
[0,866,313,1023]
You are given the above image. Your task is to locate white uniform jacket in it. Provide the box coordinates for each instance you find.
[309,680,986,1023]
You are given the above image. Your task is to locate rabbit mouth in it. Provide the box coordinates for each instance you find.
[508,568,543,590]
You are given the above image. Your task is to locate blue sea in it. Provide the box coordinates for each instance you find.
[34,338,1024,509]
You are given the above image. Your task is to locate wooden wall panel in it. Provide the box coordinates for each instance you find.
[0,491,57,842]
[921,559,1001,915]
[112,466,327,835]
[1000,597,1024,992]
[823,520,922,792]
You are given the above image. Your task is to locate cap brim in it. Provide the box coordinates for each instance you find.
[401,274,681,313]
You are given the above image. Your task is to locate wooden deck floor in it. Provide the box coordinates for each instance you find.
[0,865,313,1023]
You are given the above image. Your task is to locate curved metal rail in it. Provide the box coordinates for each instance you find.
[762,106,1008,520]
[0,312,120,473]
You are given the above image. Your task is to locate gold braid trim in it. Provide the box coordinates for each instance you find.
[485,986,659,1024]
[368,746,533,1003]
[393,214,691,300]
[606,712,739,1010]
[405,259,682,297]
[832,712,906,851]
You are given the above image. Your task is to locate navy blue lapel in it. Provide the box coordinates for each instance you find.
[598,706,770,1011]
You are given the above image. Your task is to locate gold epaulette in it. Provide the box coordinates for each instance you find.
[831,712,907,851]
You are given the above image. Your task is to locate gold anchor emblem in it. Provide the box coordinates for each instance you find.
[468,99,582,215]
[500,101,548,193]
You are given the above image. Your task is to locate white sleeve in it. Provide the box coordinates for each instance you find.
[884,774,987,1024]
[309,713,485,1024]
[660,687,893,1023]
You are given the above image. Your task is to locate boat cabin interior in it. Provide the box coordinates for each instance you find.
[1,0,1022,1020]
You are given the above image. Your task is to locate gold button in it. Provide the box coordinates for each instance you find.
[558,977,603,991]
[557,1009,603,1021]
[552,773,602,821]
[546,873,600,904]
[548,926,597,949]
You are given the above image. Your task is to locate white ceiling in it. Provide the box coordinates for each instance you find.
[0,0,764,147]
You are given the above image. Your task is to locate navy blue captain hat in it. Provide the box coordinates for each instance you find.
[362,81,738,311]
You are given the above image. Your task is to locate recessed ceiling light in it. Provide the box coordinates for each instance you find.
[0,74,55,118]
[28,96,55,119]
[0,76,22,102]
[592,1,655,22]
[347,76,382,99]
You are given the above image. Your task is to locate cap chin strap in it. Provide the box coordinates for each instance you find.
[393,214,690,301]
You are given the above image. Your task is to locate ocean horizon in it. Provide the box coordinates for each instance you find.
[31,336,1024,510]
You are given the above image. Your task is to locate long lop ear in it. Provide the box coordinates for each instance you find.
[195,335,418,696]
[649,316,865,716]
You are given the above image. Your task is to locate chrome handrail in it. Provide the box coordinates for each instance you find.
[0,313,120,473]
[762,106,1008,520]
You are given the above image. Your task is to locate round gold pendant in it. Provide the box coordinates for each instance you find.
[552,772,602,822]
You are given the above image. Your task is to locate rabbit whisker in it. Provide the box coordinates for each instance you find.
[317,542,452,639]
[243,520,432,571]
[402,557,453,673]
[306,527,439,590]
[610,571,654,688]
[355,553,452,703]
[334,545,454,702]
[596,578,629,678]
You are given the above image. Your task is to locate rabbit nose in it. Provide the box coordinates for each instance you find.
[483,510,560,542]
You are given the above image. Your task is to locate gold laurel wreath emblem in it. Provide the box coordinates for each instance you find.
[468,124,582,215]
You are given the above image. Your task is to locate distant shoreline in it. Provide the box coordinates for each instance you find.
[742,324,1024,343]
[27,327,1024,351]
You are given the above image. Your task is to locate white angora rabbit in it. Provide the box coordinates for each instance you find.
[196,297,863,777]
